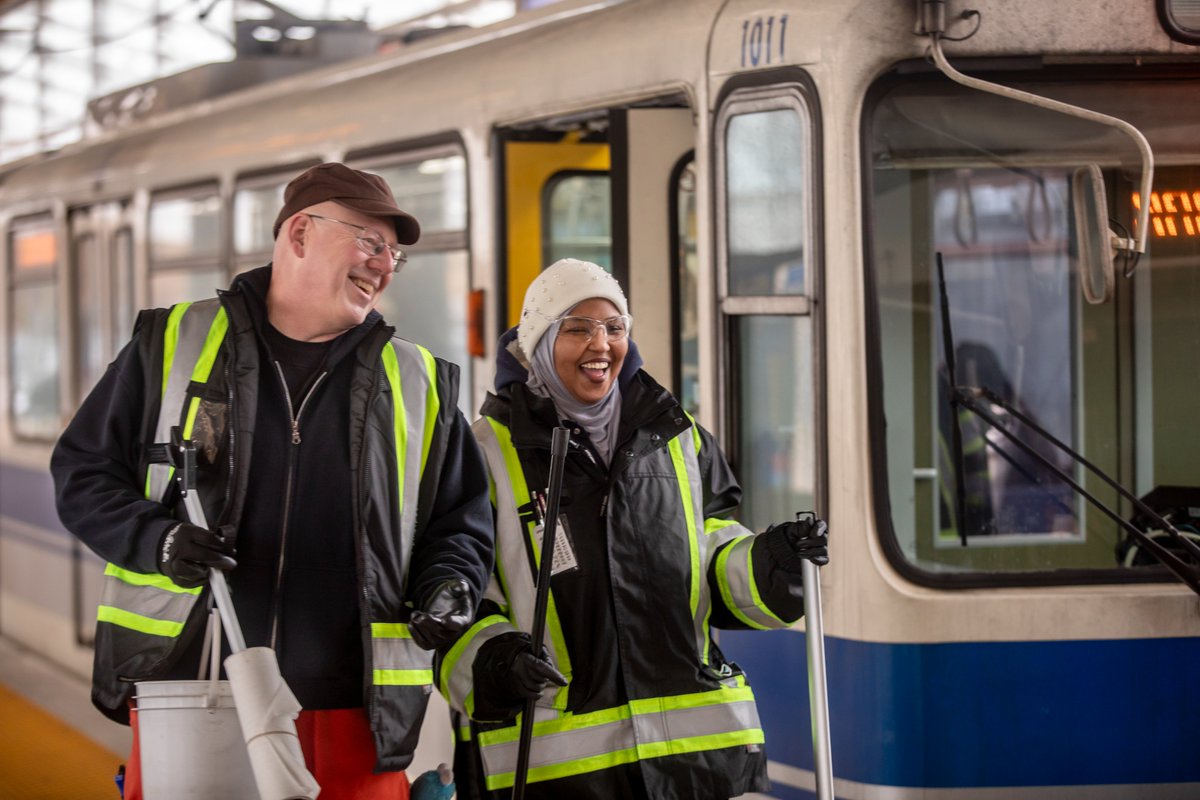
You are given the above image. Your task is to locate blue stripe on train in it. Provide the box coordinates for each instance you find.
[0,461,64,533]
[722,629,1200,788]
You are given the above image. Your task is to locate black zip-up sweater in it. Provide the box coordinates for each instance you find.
[52,266,493,712]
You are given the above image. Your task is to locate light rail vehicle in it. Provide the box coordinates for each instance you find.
[0,0,1197,797]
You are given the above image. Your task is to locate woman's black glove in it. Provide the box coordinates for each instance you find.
[475,631,567,702]
[409,578,475,650]
[159,522,236,588]
[761,515,829,572]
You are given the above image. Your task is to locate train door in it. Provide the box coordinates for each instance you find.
[711,74,825,530]
[498,101,695,391]
[67,200,136,646]
[708,71,827,794]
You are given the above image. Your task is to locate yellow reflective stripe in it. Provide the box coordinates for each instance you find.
[103,563,202,594]
[629,684,755,714]
[683,410,702,453]
[371,622,414,639]
[381,345,407,516]
[480,704,630,747]
[714,535,772,631]
[97,605,185,637]
[180,307,228,440]
[635,728,765,760]
[704,518,738,535]
[668,436,701,635]
[416,344,439,478]
[487,749,640,790]
[145,303,192,497]
[439,614,507,698]
[486,419,526,622]
[160,302,191,400]
[481,686,761,790]
[373,669,433,686]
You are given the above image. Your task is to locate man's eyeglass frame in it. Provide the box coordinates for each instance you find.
[304,213,407,272]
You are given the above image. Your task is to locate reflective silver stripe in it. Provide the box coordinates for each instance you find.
[469,417,571,709]
[146,299,225,503]
[716,533,787,629]
[373,634,435,673]
[478,691,762,786]
[387,339,433,594]
[441,615,514,712]
[471,418,538,634]
[98,565,200,635]
[670,429,716,664]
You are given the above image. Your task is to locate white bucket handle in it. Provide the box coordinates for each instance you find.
[196,609,223,709]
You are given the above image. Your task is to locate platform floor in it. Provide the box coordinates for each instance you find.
[0,635,130,799]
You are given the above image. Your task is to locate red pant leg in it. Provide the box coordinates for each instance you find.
[295,707,410,800]
[122,707,143,800]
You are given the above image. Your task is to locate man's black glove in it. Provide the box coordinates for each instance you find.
[476,631,568,701]
[761,515,829,572]
[409,578,475,650]
[159,522,236,589]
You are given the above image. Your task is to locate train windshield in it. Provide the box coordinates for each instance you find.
[868,73,1200,580]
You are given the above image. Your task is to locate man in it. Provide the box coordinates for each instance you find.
[52,162,493,799]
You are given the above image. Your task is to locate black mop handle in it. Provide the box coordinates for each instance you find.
[512,426,570,799]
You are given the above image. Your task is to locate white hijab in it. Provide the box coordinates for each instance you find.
[526,318,623,466]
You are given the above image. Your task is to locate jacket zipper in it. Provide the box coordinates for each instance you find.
[268,361,327,650]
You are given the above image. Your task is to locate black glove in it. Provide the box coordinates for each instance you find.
[409,578,475,650]
[159,522,236,588]
[762,515,829,572]
[477,631,568,701]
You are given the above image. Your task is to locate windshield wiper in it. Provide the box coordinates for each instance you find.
[936,252,1200,595]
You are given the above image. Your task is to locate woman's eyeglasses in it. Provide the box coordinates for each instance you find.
[304,213,407,272]
[551,313,633,343]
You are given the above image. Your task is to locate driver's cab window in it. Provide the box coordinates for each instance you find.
[868,73,1200,578]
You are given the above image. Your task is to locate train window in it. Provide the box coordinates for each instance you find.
[372,156,467,234]
[234,179,287,260]
[111,228,134,342]
[867,73,1200,581]
[356,149,472,416]
[544,172,612,271]
[72,233,106,398]
[726,110,809,297]
[375,250,470,401]
[7,216,60,440]
[716,81,822,531]
[149,186,223,307]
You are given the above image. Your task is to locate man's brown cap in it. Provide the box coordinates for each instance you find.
[272,162,420,245]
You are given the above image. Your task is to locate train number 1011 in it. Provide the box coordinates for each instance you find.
[741,15,789,68]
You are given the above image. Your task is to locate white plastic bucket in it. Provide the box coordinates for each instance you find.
[136,679,260,799]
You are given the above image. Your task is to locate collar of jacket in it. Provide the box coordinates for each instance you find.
[221,265,389,370]
[482,369,690,454]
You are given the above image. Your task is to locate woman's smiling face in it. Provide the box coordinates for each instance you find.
[552,298,629,404]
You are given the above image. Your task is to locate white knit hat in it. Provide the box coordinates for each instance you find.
[515,258,629,366]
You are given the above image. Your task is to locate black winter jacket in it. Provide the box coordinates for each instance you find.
[52,266,494,770]
[445,331,806,799]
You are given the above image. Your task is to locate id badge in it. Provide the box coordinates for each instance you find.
[533,515,579,576]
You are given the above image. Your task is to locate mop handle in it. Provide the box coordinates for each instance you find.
[512,426,571,800]
[803,556,833,800]
[181,487,247,654]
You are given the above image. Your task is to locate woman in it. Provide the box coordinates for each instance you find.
[438,259,828,799]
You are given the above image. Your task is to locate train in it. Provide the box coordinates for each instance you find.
[2,0,1198,797]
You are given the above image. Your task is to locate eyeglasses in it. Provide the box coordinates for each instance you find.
[304,213,407,272]
[550,313,633,343]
